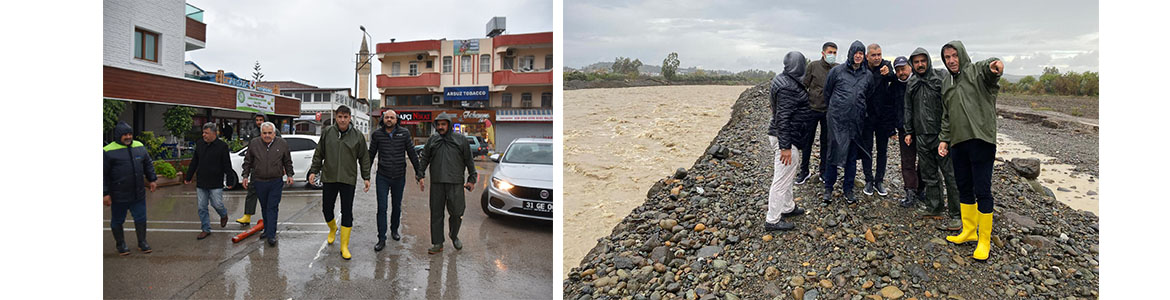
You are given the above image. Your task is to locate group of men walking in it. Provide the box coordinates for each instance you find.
[103,105,480,259]
[765,40,1003,261]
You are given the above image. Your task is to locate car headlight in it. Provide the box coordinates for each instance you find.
[492,177,514,191]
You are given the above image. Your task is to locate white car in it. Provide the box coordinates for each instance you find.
[230,134,323,189]
[481,138,553,221]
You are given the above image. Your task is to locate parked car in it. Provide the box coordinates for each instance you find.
[467,135,489,156]
[230,134,322,189]
[480,138,552,221]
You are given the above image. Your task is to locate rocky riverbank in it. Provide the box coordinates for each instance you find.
[562,84,1099,299]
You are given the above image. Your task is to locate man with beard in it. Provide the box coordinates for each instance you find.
[369,110,424,250]
[822,40,876,205]
[764,51,816,231]
[938,40,1005,261]
[309,105,372,260]
[104,122,158,255]
[417,113,477,254]
[798,42,838,184]
[904,48,962,231]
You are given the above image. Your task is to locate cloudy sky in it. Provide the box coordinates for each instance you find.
[185,0,552,90]
[566,0,1098,76]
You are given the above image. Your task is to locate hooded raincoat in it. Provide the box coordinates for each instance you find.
[940,40,1001,146]
[823,41,876,167]
[103,122,158,203]
[903,47,948,137]
[768,51,816,149]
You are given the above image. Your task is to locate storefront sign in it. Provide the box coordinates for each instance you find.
[496,109,553,122]
[454,39,479,56]
[397,111,433,125]
[443,86,489,101]
[235,89,275,114]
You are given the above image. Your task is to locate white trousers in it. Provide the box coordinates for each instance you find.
[767,135,801,223]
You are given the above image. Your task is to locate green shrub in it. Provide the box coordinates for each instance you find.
[137,131,167,160]
[153,160,177,179]
[103,99,126,138]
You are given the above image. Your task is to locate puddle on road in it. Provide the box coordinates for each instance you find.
[995,134,1098,214]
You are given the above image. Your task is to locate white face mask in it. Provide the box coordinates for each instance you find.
[824,54,836,64]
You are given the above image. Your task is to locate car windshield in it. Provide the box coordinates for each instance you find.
[502,142,552,165]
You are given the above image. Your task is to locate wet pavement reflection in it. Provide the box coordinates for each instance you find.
[103,161,553,299]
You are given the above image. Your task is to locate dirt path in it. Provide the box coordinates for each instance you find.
[563,85,751,279]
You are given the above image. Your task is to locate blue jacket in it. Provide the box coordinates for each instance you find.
[103,123,157,203]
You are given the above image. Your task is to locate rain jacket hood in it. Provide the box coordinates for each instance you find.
[939,40,1002,146]
[768,51,816,148]
[783,51,806,79]
[822,40,875,167]
[942,40,971,75]
[114,122,133,145]
[904,47,948,137]
[847,41,867,70]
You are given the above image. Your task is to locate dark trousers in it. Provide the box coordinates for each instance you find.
[898,133,919,190]
[798,112,829,178]
[859,123,889,184]
[952,139,996,214]
[110,199,147,242]
[429,182,466,245]
[323,182,356,227]
[917,135,961,217]
[243,183,258,215]
[253,179,283,239]
[376,174,406,241]
[824,145,859,194]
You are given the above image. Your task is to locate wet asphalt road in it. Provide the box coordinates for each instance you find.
[103,161,553,299]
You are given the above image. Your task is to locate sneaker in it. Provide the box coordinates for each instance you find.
[453,239,463,250]
[764,220,796,231]
[428,244,444,254]
[794,171,811,185]
[863,182,875,196]
[821,192,833,206]
[845,191,858,204]
[782,206,806,218]
[875,182,888,196]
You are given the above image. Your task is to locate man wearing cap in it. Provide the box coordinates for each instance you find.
[890,56,923,209]
[309,105,372,260]
[417,112,478,254]
[104,122,158,255]
[799,41,838,184]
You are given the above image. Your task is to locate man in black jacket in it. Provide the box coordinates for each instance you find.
[104,122,158,255]
[369,110,424,250]
[765,51,815,231]
[184,123,235,240]
[799,42,838,184]
[823,40,876,205]
[861,43,897,197]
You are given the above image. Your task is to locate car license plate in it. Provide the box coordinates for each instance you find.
[523,201,553,213]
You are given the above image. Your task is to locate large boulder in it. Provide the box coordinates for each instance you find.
[1009,158,1042,179]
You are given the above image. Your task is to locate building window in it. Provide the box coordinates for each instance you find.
[521,55,535,71]
[460,55,472,73]
[502,56,515,70]
[541,92,552,108]
[409,62,418,76]
[545,55,553,70]
[442,56,452,73]
[480,55,490,73]
[521,93,532,107]
[392,62,401,76]
[384,95,397,106]
[426,60,434,69]
[133,28,159,62]
[502,93,512,108]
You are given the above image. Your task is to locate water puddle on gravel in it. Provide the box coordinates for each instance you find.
[995,134,1098,214]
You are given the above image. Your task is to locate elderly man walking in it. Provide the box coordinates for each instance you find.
[242,121,294,246]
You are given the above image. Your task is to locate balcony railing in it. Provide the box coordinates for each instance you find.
[377,73,441,88]
[185,3,203,22]
[493,70,552,86]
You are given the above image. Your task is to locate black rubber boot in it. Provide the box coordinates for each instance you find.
[112,227,130,256]
[134,222,152,253]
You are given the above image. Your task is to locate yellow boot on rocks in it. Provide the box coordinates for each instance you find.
[326,219,337,244]
[340,226,352,260]
[973,212,994,261]
[946,203,979,244]
[235,214,251,225]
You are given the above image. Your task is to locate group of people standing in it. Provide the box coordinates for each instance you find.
[765,40,1003,261]
[103,105,480,259]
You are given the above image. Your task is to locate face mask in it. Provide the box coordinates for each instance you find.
[824,54,836,64]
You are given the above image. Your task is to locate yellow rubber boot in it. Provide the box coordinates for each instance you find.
[235,214,251,225]
[326,219,337,244]
[973,212,994,260]
[340,226,352,260]
[946,203,979,244]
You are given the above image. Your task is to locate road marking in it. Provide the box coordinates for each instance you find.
[309,240,329,268]
[102,228,330,234]
[102,220,328,226]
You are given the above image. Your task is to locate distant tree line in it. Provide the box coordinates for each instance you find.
[563,53,775,85]
[999,67,1098,97]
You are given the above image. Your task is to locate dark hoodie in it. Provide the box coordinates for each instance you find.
[903,47,948,137]
[768,51,816,149]
[939,40,1001,146]
[103,122,158,203]
[418,113,477,184]
[823,40,876,167]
